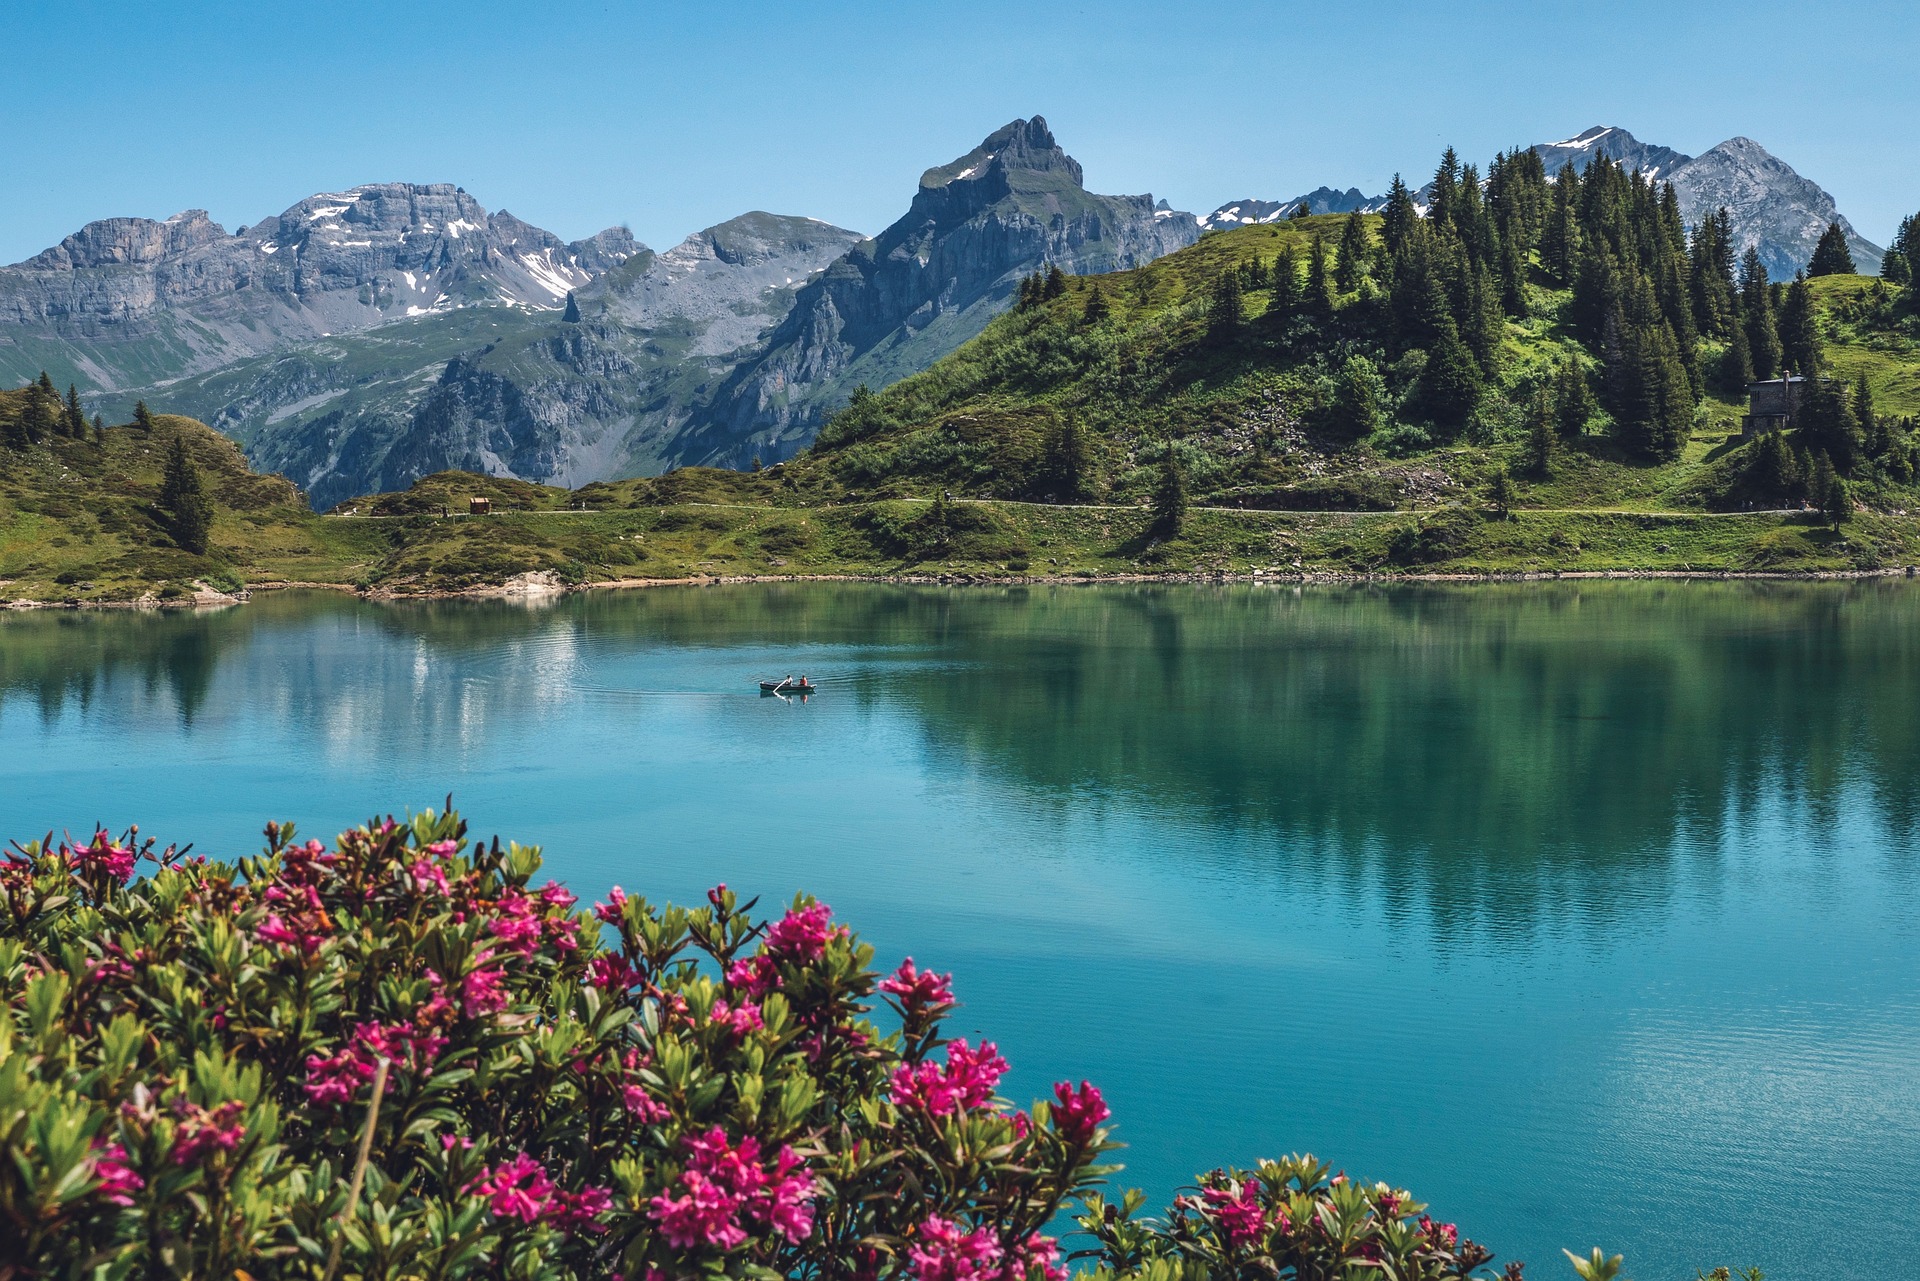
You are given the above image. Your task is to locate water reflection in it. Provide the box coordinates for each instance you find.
[5,582,1919,922]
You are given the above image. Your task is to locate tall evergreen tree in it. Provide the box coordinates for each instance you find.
[1797,377,1859,473]
[1884,250,1914,285]
[1305,233,1335,322]
[1266,246,1302,323]
[1207,271,1243,342]
[1381,175,1417,256]
[21,379,56,444]
[1714,315,1755,394]
[1778,279,1820,376]
[1335,211,1368,293]
[133,400,156,433]
[1151,449,1187,537]
[1082,284,1109,324]
[158,433,214,555]
[63,385,85,438]
[1417,315,1482,432]
[1555,358,1597,437]
[1043,265,1068,299]
[1486,462,1516,518]
[1524,386,1555,476]
[1427,148,1462,233]
[1045,418,1090,500]
[1740,248,1782,379]
[1807,222,1856,276]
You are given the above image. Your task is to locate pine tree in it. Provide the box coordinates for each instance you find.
[1207,271,1243,342]
[1525,386,1555,476]
[1265,246,1301,328]
[1305,233,1334,322]
[1045,418,1090,501]
[1894,213,1920,268]
[133,401,156,433]
[1809,450,1837,512]
[1381,175,1417,256]
[1854,372,1879,454]
[1017,274,1040,311]
[1487,463,1516,519]
[91,413,105,442]
[1044,265,1068,299]
[1826,475,1852,530]
[1807,222,1856,276]
[1152,449,1187,537]
[1428,148,1462,232]
[1884,250,1914,285]
[1082,284,1109,324]
[1417,316,1482,432]
[1335,211,1368,293]
[1778,279,1820,376]
[1715,316,1755,394]
[1797,377,1859,473]
[158,433,214,555]
[63,385,85,438]
[1556,358,1596,437]
[1740,249,1783,379]
[1747,425,1795,503]
[21,379,56,444]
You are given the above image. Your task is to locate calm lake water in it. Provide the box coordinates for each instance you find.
[3,582,1917,1277]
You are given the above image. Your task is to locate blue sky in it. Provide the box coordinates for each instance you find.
[5,0,1916,263]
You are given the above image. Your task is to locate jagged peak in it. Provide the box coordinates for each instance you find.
[919,115,1082,191]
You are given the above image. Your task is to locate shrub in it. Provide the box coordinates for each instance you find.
[0,811,1111,1278]
[1,808,1675,1279]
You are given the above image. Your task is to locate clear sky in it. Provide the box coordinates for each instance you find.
[5,0,1916,264]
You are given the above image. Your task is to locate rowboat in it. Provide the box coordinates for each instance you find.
[760,679,816,695]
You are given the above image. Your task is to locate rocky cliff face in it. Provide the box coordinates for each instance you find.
[1530,126,1692,184]
[0,184,641,390]
[170,212,866,509]
[1664,137,1882,279]
[1199,188,1385,230]
[685,117,1199,467]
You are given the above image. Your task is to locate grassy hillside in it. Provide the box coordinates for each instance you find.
[0,392,385,601]
[777,218,1920,512]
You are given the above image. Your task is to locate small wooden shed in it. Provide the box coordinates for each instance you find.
[468,496,493,515]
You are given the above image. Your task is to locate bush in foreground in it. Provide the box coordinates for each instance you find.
[1,808,1625,1278]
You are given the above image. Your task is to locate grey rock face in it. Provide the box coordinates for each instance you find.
[1530,126,1692,183]
[0,184,642,391]
[1664,137,1882,279]
[689,117,1200,467]
[169,212,866,509]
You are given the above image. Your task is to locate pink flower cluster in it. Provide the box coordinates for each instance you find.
[878,957,955,1011]
[66,831,136,885]
[762,902,845,963]
[1199,1180,1279,1248]
[647,1126,816,1251]
[1050,1080,1109,1146]
[460,961,511,1017]
[708,998,763,1039]
[485,885,580,956]
[467,1151,611,1232]
[594,886,630,925]
[587,953,642,991]
[303,1011,452,1105]
[889,1039,1009,1118]
[171,1100,246,1166]
[905,1215,1065,1281]
[90,1140,144,1205]
[1418,1215,1459,1249]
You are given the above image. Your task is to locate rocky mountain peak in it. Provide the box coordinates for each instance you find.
[21,209,227,271]
[920,116,1085,193]
[1531,125,1692,182]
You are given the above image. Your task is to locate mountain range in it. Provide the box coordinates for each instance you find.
[1200,126,1882,281]
[0,119,1892,507]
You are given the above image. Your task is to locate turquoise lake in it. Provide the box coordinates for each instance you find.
[3,582,1916,1278]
